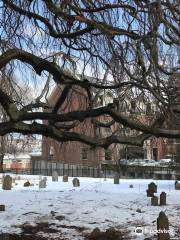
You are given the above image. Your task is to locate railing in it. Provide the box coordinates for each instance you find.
[29,159,100,177]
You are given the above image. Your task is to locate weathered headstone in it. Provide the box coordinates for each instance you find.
[160,192,166,206]
[149,182,157,192]
[12,178,16,183]
[0,205,5,211]
[72,177,80,187]
[39,178,47,189]
[89,227,101,239]
[63,175,68,182]
[52,171,58,182]
[24,181,31,187]
[157,211,170,240]
[175,181,180,190]
[2,175,12,190]
[114,173,119,184]
[43,176,47,181]
[151,196,158,206]
[136,208,142,213]
[17,176,21,180]
[147,182,157,197]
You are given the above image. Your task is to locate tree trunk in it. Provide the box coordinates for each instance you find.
[0,153,4,173]
[175,139,180,164]
[0,136,5,173]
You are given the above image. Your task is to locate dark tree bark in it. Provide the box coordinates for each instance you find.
[0,0,179,152]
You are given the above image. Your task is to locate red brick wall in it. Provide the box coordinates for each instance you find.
[42,85,101,166]
[42,85,170,164]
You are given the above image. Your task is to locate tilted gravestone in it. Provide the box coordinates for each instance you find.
[72,177,80,187]
[63,175,68,182]
[2,175,12,190]
[0,205,5,211]
[114,173,120,184]
[147,182,157,197]
[52,171,58,182]
[39,178,47,189]
[151,196,158,206]
[24,181,31,187]
[160,192,166,206]
[157,211,170,240]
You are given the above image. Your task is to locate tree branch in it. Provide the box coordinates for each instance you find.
[0,121,149,148]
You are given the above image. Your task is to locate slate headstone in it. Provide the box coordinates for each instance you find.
[160,192,166,206]
[147,182,157,197]
[24,181,31,187]
[0,205,5,211]
[151,196,158,206]
[72,177,80,187]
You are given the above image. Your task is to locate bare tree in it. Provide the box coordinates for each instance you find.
[0,1,179,158]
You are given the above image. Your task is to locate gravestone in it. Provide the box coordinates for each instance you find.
[89,227,101,239]
[63,175,68,182]
[160,192,166,206]
[24,181,31,187]
[72,177,80,187]
[157,211,170,240]
[0,205,5,211]
[147,182,157,197]
[17,176,21,180]
[39,178,47,189]
[151,196,158,206]
[12,178,16,183]
[114,173,119,184]
[2,175,12,190]
[52,171,58,182]
[175,181,180,190]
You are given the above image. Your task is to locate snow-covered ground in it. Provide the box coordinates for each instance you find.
[0,174,180,239]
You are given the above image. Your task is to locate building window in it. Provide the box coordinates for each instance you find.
[48,146,54,161]
[152,148,158,161]
[96,96,103,106]
[105,149,112,160]
[81,147,88,160]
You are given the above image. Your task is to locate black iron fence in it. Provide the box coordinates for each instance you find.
[30,159,101,177]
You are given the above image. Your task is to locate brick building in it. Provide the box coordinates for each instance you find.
[42,84,173,167]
